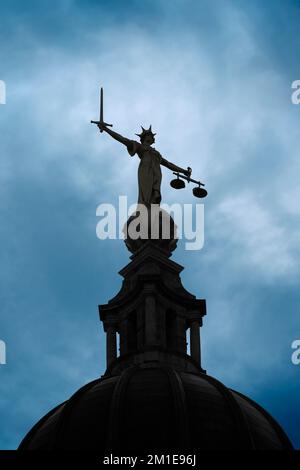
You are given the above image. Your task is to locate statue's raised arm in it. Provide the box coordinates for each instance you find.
[98,123,131,147]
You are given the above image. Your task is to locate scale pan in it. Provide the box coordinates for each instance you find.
[170,178,185,189]
[193,187,208,198]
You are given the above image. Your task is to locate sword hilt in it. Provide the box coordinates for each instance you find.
[90,120,113,132]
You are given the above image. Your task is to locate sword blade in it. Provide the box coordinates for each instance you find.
[100,87,103,124]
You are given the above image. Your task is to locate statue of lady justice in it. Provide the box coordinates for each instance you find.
[97,122,192,207]
[92,88,203,252]
[92,87,191,207]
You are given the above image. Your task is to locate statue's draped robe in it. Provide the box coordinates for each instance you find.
[127,141,162,206]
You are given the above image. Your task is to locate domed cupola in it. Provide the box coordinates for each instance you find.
[19,239,293,451]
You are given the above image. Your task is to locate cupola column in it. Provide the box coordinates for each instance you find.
[145,294,156,346]
[106,325,117,367]
[190,320,201,365]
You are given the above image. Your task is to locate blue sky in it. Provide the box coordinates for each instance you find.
[0,0,300,449]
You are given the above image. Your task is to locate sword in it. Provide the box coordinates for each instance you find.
[91,87,113,132]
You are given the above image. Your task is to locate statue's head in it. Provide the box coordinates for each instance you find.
[136,126,156,145]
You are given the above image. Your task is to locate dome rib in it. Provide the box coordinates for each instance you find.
[231,390,293,450]
[163,367,190,448]
[52,378,102,450]
[106,366,140,450]
[201,374,256,449]
[18,402,65,450]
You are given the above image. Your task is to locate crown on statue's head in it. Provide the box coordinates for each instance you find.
[135,125,156,142]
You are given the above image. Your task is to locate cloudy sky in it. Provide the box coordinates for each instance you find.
[0,0,300,449]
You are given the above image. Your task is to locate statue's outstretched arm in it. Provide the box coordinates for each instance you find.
[161,157,191,177]
[98,123,130,147]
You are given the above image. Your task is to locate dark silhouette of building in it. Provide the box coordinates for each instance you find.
[19,219,293,451]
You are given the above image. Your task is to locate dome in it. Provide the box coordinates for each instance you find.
[19,364,292,451]
[19,242,293,451]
